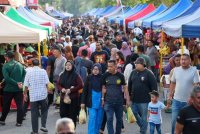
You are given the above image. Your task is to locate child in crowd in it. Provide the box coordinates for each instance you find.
[147,90,170,134]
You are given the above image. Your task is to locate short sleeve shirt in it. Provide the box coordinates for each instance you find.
[102,72,126,104]
[171,66,200,102]
[148,101,165,124]
[177,105,200,134]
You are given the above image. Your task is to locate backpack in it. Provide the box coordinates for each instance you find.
[75,57,88,83]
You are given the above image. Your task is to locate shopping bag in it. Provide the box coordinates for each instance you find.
[127,107,136,123]
[56,96,60,105]
[48,82,55,91]
[79,108,87,124]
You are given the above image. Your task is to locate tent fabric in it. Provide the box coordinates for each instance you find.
[152,0,192,29]
[32,9,62,26]
[179,0,200,17]
[0,13,46,43]
[17,6,52,27]
[96,6,114,17]
[6,8,51,34]
[104,6,122,18]
[129,4,167,28]
[182,17,200,37]
[162,6,200,37]
[125,4,156,25]
[143,0,192,29]
[116,4,148,25]
[108,7,131,24]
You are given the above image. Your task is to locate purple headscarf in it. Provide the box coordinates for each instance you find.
[120,42,131,59]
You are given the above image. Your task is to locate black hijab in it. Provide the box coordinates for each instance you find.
[59,61,78,89]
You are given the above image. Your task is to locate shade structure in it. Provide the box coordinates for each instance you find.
[130,4,167,28]
[47,10,66,19]
[116,4,148,25]
[143,0,192,29]
[17,6,53,27]
[108,7,131,24]
[32,9,62,26]
[182,17,200,37]
[125,4,155,25]
[96,6,114,17]
[0,13,46,43]
[162,5,200,37]
[104,6,123,18]
[6,8,51,35]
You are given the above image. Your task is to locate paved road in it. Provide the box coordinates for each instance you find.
[0,106,171,134]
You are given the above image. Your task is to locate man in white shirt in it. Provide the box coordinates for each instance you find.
[64,36,72,47]
[24,59,50,134]
[168,54,200,134]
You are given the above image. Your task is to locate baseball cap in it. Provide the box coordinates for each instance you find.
[134,57,146,66]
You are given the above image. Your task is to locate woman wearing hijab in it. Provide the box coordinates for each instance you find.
[110,48,119,60]
[65,46,74,61]
[81,64,103,134]
[57,61,83,126]
[120,41,131,59]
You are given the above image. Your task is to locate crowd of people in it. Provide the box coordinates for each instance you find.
[0,16,199,134]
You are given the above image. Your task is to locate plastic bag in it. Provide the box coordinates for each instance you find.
[48,82,55,91]
[79,109,87,124]
[63,94,71,104]
[56,96,60,105]
[127,107,136,123]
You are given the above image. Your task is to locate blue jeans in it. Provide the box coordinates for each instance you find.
[104,102,123,134]
[88,108,104,134]
[171,99,187,134]
[131,103,148,134]
[149,122,161,134]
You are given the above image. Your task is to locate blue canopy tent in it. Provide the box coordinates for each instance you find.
[108,7,131,24]
[97,6,114,17]
[93,8,106,16]
[128,4,167,28]
[182,17,200,37]
[152,0,192,29]
[116,4,148,25]
[143,0,192,29]
[162,0,200,37]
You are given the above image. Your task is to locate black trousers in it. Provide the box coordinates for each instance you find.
[60,97,79,127]
[0,92,23,124]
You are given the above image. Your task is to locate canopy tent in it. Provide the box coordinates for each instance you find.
[129,4,167,28]
[96,6,114,17]
[179,0,200,17]
[6,8,51,35]
[17,6,53,28]
[116,4,148,25]
[0,13,46,43]
[46,10,66,19]
[125,4,156,25]
[182,17,200,37]
[63,12,73,17]
[162,3,200,37]
[152,0,192,29]
[104,6,123,18]
[108,7,131,24]
[142,0,192,29]
[31,9,62,26]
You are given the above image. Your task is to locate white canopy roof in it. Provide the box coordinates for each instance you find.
[31,9,62,26]
[0,13,46,43]
[162,7,200,37]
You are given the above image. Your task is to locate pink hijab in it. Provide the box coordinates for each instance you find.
[120,42,131,58]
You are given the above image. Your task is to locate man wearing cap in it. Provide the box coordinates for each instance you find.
[0,51,26,126]
[128,57,157,134]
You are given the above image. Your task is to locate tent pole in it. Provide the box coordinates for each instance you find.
[38,42,41,65]
[159,31,164,79]
[181,38,184,55]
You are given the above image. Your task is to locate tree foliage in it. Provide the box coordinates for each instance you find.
[39,0,180,15]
